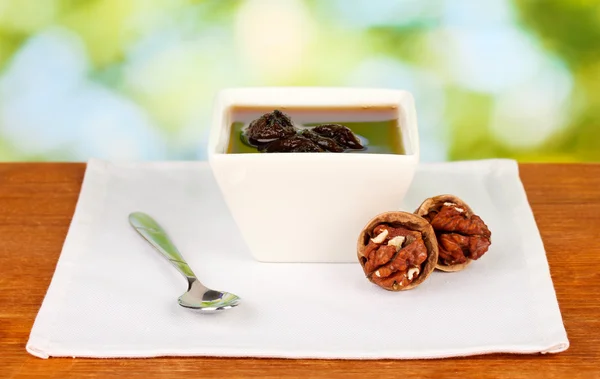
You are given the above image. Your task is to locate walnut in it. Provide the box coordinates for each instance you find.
[415,195,492,272]
[357,211,438,291]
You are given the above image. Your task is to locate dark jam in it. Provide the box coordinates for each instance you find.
[226,106,405,155]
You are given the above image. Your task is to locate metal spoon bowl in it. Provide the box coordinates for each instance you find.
[128,211,240,312]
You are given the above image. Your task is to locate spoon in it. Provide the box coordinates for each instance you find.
[128,211,240,312]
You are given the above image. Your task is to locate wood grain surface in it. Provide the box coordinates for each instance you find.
[1,163,599,379]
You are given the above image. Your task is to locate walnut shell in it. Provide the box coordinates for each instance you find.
[415,194,491,272]
[357,211,439,291]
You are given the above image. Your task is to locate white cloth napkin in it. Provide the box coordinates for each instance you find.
[26,158,569,359]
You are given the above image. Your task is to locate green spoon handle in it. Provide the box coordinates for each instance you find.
[128,212,196,279]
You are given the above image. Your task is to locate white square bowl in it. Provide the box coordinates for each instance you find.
[207,87,420,262]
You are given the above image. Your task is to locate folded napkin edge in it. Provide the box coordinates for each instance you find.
[24,340,570,360]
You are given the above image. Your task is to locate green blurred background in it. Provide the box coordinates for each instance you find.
[0,0,598,162]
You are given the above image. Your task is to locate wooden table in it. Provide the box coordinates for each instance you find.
[1,163,599,379]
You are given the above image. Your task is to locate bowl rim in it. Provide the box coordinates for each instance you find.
[207,86,419,159]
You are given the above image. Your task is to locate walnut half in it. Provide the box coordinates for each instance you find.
[357,211,439,291]
[415,194,492,272]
